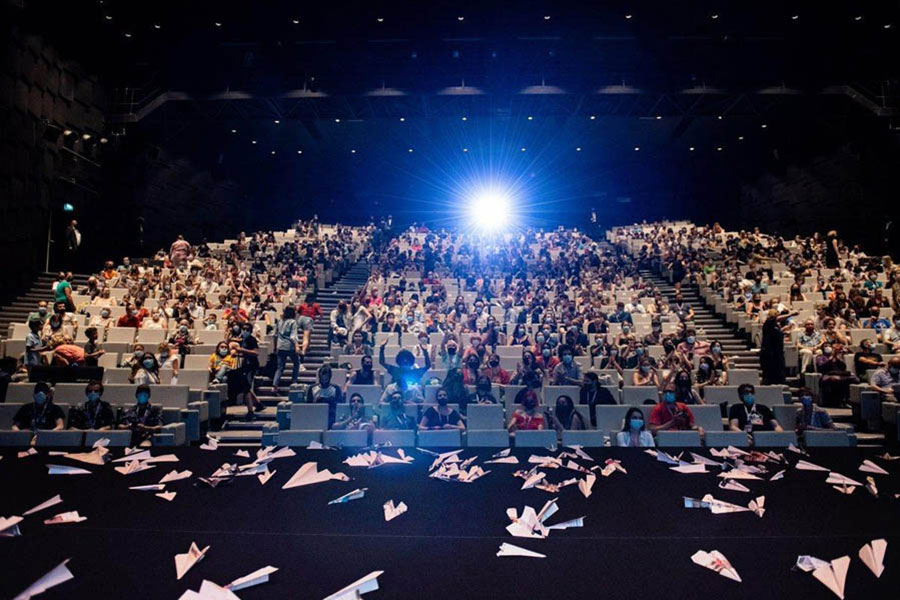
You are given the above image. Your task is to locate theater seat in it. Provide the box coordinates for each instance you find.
[804,431,855,447]
[277,430,323,446]
[561,430,606,447]
[418,429,461,447]
[323,430,369,447]
[373,429,415,446]
[513,430,557,448]
[704,431,750,447]
[0,430,32,446]
[466,430,509,447]
[655,431,701,447]
[35,430,84,447]
[751,431,797,447]
[84,430,132,447]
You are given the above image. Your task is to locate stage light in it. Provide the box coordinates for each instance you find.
[408,148,414,153]
[738,135,744,140]
[576,147,582,151]
[104,15,112,21]
[274,119,280,124]
[633,146,640,151]
[82,133,91,140]
[761,123,767,128]
[376,17,383,23]
[457,16,465,21]
[717,115,723,120]
[335,118,341,123]
[124,33,132,38]
[544,15,551,20]
[520,147,526,152]
[214,22,222,27]
[655,115,662,120]
[251,140,257,144]
[625,14,632,20]
[689,146,695,151]
[717,146,723,151]
[271,150,276,155]
[297,150,303,154]
[462,148,468,152]
[467,189,512,232]
[63,129,73,136]
[231,129,237,133]
[62,203,75,212]
[293,18,300,24]
[99,137,108,144]
[855,16,863,21]
[589,115,596,120]
[527,115,533,120]
[461,116,467,121]
[791,15,799,20]
[153,24,161,29]
[351,149,357,154]
[885,24,893,29]
[711,14,719,20]
[399,117,405,122]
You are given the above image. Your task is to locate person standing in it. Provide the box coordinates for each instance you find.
[65,220,81,270]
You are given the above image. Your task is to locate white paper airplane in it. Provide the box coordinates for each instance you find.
[322,570,384,600]
[528,455,562,468]
[521,471,546,490]
[114,460,156,476]
[717,470,761,481]
[0,515,23,537]
[578,474,596,498]
[43,511,87,525]
[859,459,889,475]
[12,559,74,600]
[690,453,723,467]
[866,476,879,497]
[23,494,62,516]
[260,447,295,460]
[112,450,152,462]
[691,549,741,582]
[812,556,850,599]
[429,449,464,472]
[770,469,786,482]
[329,488,367,505]
[858,539,886,578]
[567,445,594,462]
[655,451,681,465]
[825,472,863,487]
[62,446,109,466]
[200,437,219,451]
[344,450,413,468]
[129,484,166,491]
[603,459,627,474]
[178,580,240,600]
[748,496,765,517]
[47,464,91,476]
[227,566,279,592]
[383,499,408,521]
[564,460,592,474]
[670,463,707,474]
[492,448,511,458]
[234,449,250,458]
[282,462,350,489]
[496,543,546,558]
[832,484,856,495]
[788,443,807,455]
[17,448,37,459]
[159,469,193,484]
[175,542,210,580]
[506,506,548,539]
[684,495,765,517]
[546,516,585,530]
[156,491,177,502]
[795,555,830,572]
[485,456,519,464]
[258,469,275,485]
[878,452,899,460]
[796,460,828,471]
[719,480,750,493]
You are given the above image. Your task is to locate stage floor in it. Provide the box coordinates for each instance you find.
[1,445,899,599]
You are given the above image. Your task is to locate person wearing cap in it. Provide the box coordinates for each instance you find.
[12,382,65,432]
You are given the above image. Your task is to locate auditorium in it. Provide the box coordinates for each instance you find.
[2,2,900,599]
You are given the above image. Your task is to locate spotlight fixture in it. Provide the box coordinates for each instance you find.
[63,129,73,136]
[711,14,719,20]
[153,24,161,29]
[274,119,280,124]
[885,24,893,29]
[544,15,551,21]
[82,133,92,140]
[461,116,467,121]
[855,15,863,21]
[251,140,257,144]
[633,146,640,151]
[689,146,695,151]
[527,116,533,120]
[376,17,384,23]
[214,22,222,27]
[717,146,723,151]
[576,147,582,151]
[761,123,767,129]
[791,14,799,20]
[335,118,341,123]
[462,148,468,152]
[271,150,276,155]
[457,16,465,21]
[589,115,596,120]
[293,18,300,24]
[297,150,303,154]
[123,33,132,38]
[655,115,662,120]
[738,135,744,140]
[467,187,514,232]
[717,115,723,120]
[104,14,112,21]
[99,137,108,144]
[399,117,405,122]
[408,148,414,153]
[625,14,632,20]
[520,147,526,152]
[231,129,237,133]
[351,149,357,154]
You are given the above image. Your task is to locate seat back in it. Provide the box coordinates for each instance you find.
[655,431,701,447]
[621,386,659,405]
[690,405,725,433]
[752,431,797,447]
[773,405,800,429]
[726,370,760,387]
[0,430,32,446]
[373,429,416,446]
[543,386,580,407]
[513,429,557,448]
[704,431,750,447]
[346,385,383,406]
[467,404,504,429]
[704,386,785,408]
[417,429,461,448]
[323,430,369,447]
[804,431,853,447]
[35,430,84,447]
[560,430,606,447]
[290,403,329,430]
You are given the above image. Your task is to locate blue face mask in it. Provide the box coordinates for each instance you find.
[562,355,573,365]
[87,392,101,403]
[664,391,676,403]
[800,396,812,407]
[686,336,696,344]
[136,393,150,405]
[143,358,155,369]
[743,394,755,406]
[34,391,47,405]
[640,365,651,373]
[630,418,644,431]
[635,347,644,355]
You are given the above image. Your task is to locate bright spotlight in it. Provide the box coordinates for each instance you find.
[467,189,512,232]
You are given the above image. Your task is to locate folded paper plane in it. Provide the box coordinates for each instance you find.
[485,456,519,465]
[227,565,279,591]
[770,469,786,482]
[794,555,830,572]
[199,437,219,451]
[159,469,193,484]
[258,469,275,486]
[719,480,750,493]
[691,550,741,582]
[866,476,879,498]
[156,491,177,502]
[546,516,584,530]
[129,484,166,491]
[47,464,91,476]
[859,459,888,475]
[383,499,408,521]
[788,443,807,455]
[578,474,596,498]
[690,453,723,467]
[429,449,463,472]
[825,472,863,487]
[717,469,761,481]
[344,450,414,468]
[23,494,62,516]
[233,449,250,458]
[832,484,856,495]
[796,460,828,472]
[858,539,886,578]
[175,542,210,580]
[62,446,109,466]
[564,460,592,474]
[655,451,681,465]
[684,495,765,517]
[112,450,151,462]
[17,448,37,459]
[177,580,240,600]
[43,511,87,525]
[282,462,349,489]
[492,448,511,458]
[812,556,850,599]
[528,455,562,468]
[329,488,367,505]
[497,543,546,558]
[671,463,707,474]
[0,515,23,537]
[12,559,74,600]
[322,570,384,600]
[114,460,156,476]
[521,470,546,490]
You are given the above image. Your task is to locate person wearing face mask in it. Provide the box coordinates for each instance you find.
[546,394,586,436]
[676,329,710,358]
[632,359,660,387]
[482,353,510,385]
[870,357,900,401]
[616,407,655,447]
[694,356,726,396]
[535,342,560,375]
[511,324,530,346]
[27,301,50,326]
[881,317,900,353]
[208,343,237,384]
[794,387,834,435]
[116,303,143,328]
[24,318,47,369]
[343,330,373,356]
[88,307,114,341]
[798,320,824,373]
[305,365,343,428]
[233,324,264,419]
[82,327,105,368]
[649,385,702,435]
[815,343,857,407]
[507,390,546,432]
[551,345,582,386]
[467,375,498,408]
[728,384,782,443]
[130,351,161,385]
[118,385,163,445]
[68,380,115,430]
[380,339,431,385]
[332,393,376,441]
[379,391,417,430]
[12,382,65,433]
[345,355,376,390]
[419,389,465,431]
[853,339,884,379]
[461,353,482,386]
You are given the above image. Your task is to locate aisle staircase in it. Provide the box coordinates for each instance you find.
[0,272,91,341]
[215,259,371,445]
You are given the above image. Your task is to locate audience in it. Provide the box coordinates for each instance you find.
[616,407,655,447]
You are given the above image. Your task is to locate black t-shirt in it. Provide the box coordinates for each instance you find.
[68,400,116,430]
[350,369,375,385]
[241,335,260,369]
[14,402,66,430]
[422,406,461,428]
[83,341,100,367]
[728,403,776,432]
[853,351,882,378]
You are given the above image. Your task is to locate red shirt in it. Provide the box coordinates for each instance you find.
[298,303,322,318]
[482,367,511,385]
[649,402,695,430]
[54,344,85,365]
[117,314,141,328]
[513,410,545,430]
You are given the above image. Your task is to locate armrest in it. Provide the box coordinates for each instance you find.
[203,388,222,420]
[188,400,209,423]
[881,401,899,425]
[153,422,186,446]
[277,402,291,430]
[179,408,201,442]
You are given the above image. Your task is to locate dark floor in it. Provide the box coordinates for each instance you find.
[1,446,898,599]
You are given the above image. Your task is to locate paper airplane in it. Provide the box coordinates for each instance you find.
[788,443,807,455]
[603,458,627,474]
[160,469,193,484]
[832,484,856,495]
[546,516,585,530]
[43,511,87,525]
[506,505,549,539]
[130,484,166,491]
[91,437,110,448]
[717,470,761,481]
[497,543,546,558]
[178,580,240,600]
[691,550,742,582]
[858,539,886,578]
[175,542,210,580]
[719,480,750,493]
[114,460,156,476]
[578,474,596,498]
[234,449,250,458]
[112,450,151,462]
[145,454,179,464]
[492,448,511,458]
[322,570,384,600]
[258,469,275,485]
[282,462,350,489]
[812,556,850,599]
[878,452,899,460]
[795,555,830,572]
[684,495,765,518]
[655,451,681,465]
[47,464,91,476]
[859,459,889,475]
[564,460,592,474]
[866,476,879,497]
[796,460,828,471]
[17,448,37,458]
[200,437,219,451]
[567,445,594,462]
[671,463,707,474]
[485,456,519,465]
[690,453,723,467]
[521,471,546,490]
[383,499,408,521]
[0,515,23,537]
[62,446,109,466]
[429,449,464,471]
[825,472,863,487]
[529,455,562,468]
[260,447,296,460]
[227,566,279,591]
[12,559,74,600]
[23,494,63,516]
[329,488,367,505]
[344,450,414,468]
[770,469,786,482]
[156,491,177,501]
[748,496,765,517]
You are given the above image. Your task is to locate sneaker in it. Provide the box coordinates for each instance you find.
[298,364,307,372]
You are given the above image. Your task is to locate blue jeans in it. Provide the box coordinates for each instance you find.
[273,349,299,389]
